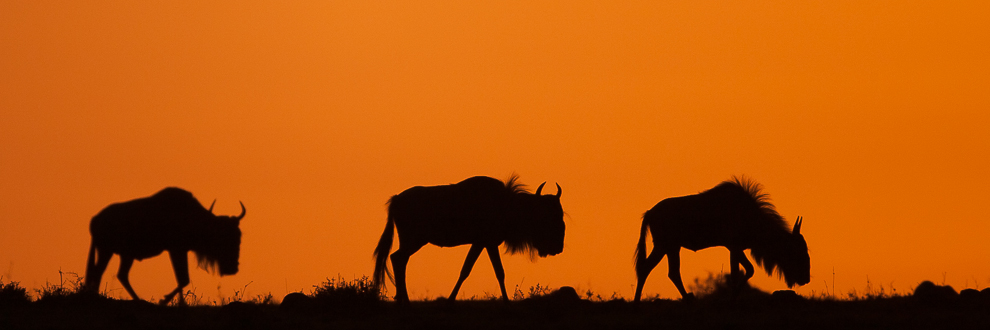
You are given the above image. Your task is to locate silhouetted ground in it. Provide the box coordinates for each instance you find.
[3,290,990,330]
[4,275,990,329]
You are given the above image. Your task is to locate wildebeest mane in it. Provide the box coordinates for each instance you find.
[503,232,536,257]
[502,174,555,258]
[196,253,220,274]
[719,176,802,283]
[720,176,787,232]
[503,173,534,256]
[503,173,528,194]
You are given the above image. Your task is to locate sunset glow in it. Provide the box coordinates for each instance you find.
[2,2,989,302]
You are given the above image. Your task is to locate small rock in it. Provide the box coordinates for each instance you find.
[549,286,580,301]
[914,281,957,304]
[280,292,315,312]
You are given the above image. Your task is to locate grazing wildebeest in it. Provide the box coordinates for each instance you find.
[83,187,245,305]
[373,175,565,303]
[633,177,810,301]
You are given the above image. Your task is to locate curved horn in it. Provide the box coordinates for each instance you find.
[793,216,802,235]
[555,183,562,197]
[208,199,216,213]
[236,201,247,221]
[535,182,547,195]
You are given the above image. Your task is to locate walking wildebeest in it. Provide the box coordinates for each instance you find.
[84,187,245,305]
[373,175,565,303]
[633,177,810,301]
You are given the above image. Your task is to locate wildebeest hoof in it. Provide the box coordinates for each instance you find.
[681,293,696,302]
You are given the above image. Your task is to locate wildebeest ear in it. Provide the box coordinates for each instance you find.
[793,216,802,235]
[208,199,216,213]
[555,183,562,197]
[535,182,547,195]
[235,201,246,222]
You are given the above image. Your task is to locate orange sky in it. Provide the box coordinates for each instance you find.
[2,1,989,302]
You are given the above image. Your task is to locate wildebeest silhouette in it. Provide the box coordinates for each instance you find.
[633,177,810,301]
[373,175,565,303]
[83,187,245,305]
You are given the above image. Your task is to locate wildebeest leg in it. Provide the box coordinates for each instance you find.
[666,248,693,300]
[728,249,754,295]
[391,243,424,304]
[485,245,509,302]
[737,250,754,281]
[85,248,113,293]
[160,250,190,306]
[728,248,745,284]
[448,244,484,301]
[116,257,140,301]
[634,247,666,302]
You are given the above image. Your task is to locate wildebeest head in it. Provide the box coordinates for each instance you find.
[779,217,811,287]
[196,202,245,276]
[510,182,565,258]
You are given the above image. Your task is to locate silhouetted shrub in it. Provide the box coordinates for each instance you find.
[688,272,769,302]
[252,293,276,305]
[847,277,902,300]
[311,275,382,311]
[583,288,623,302]
[30,271,118,308]
[0,277,30,307]
[216,282,275,306]
[514,283,553,300]
[688,272,728,298]
[34,271,85,304]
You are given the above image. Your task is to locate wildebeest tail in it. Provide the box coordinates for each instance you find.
[634,217,649,272]
[372,213,395,294]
